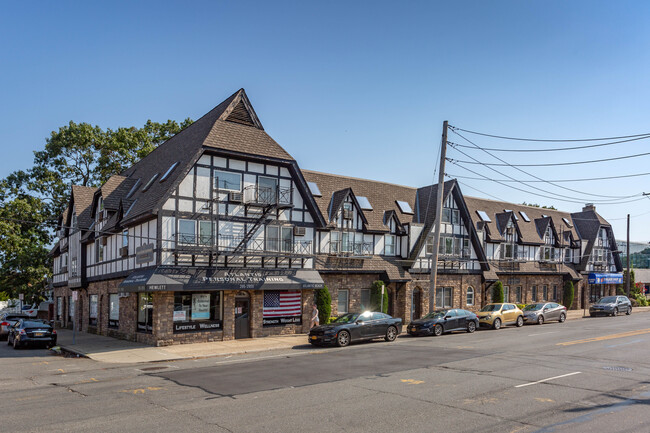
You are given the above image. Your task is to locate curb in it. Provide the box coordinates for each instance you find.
[56,345,89,359]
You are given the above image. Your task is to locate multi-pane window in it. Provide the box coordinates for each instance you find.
[71,258,78,277]
[436,287,453,308]
[466,287,475,306]
[96,242,104,262]
[122,230,129,248]
[552,285,558,301]
[532,285,538,302]
[515,286,522,304]
[338,290,349,314]
[214,169,242,192]
[267,226,293,252]
[330,231,340,254]
[258,176,278,203]
[542,285,548,301]
[503,285,510,302]
[442,208,460,224]
[385,234,396,256]
[199,221,213,246]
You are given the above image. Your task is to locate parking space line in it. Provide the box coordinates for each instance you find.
[515,371,581,388]
[556,329,650,346]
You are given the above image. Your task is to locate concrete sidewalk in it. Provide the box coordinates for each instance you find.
[57,306,650,364]
[56,329,310,364]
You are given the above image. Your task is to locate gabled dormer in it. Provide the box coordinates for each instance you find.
[495,211,521,260]
[328,188,368,231]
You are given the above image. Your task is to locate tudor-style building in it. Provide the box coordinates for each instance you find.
[51,88,624,345]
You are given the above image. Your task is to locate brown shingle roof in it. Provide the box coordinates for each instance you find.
[71,185,98,229]
[302,170,417,232]
[314,255,411,282]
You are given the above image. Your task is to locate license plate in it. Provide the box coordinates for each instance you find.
[410,328,416,332]
[310,336,317,340]
[34,332,44,337]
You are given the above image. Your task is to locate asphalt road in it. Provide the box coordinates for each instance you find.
[3,313,650,433]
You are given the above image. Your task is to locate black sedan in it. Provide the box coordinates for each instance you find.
[308,311,402,347]
[407,309,479,337]
[7,319,57,349]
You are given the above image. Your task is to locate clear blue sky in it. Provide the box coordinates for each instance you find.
[2,1,650,242]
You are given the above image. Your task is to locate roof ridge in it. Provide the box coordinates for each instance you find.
[302,169,417,190]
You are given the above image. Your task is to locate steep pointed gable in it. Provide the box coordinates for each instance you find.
[328,189,350,222]
[219,90,263,129]
[70,185,98,230]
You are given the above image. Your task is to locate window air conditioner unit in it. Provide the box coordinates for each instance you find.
[119,246,128,257]
[293,226,306,236]
[229,192,242,203]
[343,209,353,220]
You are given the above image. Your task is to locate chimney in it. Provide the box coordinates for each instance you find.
[583,203,596,212]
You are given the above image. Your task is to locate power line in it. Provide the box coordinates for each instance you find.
[446,171,650,183]
[449,134,650,152]
[449,149,650,167]
[449,125,650,143]
[450,130,641,200]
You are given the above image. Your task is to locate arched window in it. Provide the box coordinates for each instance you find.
[466,287,475,306]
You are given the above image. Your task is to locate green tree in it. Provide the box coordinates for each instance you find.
[563,280,574,309]
[492,281,504,303]
[370,280,388,313]
[314,286,332,324]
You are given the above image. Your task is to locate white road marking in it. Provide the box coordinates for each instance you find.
[515,371,581,388]
[527,331,559,337]
[213,351,317,365]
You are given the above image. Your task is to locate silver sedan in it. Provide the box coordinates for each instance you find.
[522,302,567,325]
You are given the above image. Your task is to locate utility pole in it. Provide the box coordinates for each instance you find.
[429,121,448,313]
[626,213,631,298]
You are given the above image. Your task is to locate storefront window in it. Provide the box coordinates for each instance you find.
[173,292,222,333]
[338,289,349,314]
[138,293,153,333]
[109,294,119,328]
[89,294,98,326]
[436,287,452,308]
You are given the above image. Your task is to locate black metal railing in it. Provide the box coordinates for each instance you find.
[243,185,292,206]
[329,240,373,256]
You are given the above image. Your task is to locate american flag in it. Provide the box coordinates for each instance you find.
[263,291,302,318]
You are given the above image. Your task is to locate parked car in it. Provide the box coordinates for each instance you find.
[476,303,524,329]
[21,304,39,318]
[407,309,478,336]
[589,296,632,317]
[308,311,402,347]
[522,302,567,325]
[7,319,57,349]
[0,313,28,340]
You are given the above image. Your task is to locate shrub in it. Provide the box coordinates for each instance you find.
[370,280,388,313]
[634,293,648,307]
[563,281,574,309]
[516,304,526,310]
[492,281,504,303]
[314,286,332,324]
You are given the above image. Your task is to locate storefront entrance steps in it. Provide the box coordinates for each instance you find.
[55,329,310,364]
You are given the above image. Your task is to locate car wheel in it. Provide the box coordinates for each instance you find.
[627,307,632,315]
[336,330,350,347]
[433,324,443,336]
[559,313,566,323]
[612,308,618,317]
[492,318,501,330]
[385,326,398,342]
[7,335,11,346]
[537,315,544,325]
[467,321,476,333]
[516,316,524,327]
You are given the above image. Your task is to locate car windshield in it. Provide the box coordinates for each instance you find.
[523,304,543,311]
[423,311,447,319]
[332,313,360,324]
[597,296,617,304]
[480,304,502,312]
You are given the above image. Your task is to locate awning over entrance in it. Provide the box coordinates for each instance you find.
[119,266,325,293]
[588,273,623,284]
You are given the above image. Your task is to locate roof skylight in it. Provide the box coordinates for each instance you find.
[519,211,531,222]
[476,210,492,222]
[124,200,138,217]
[504,209,518,220]
[562,217,573,228]
[142,173,159,192]
[159,162,179,182]
[396,200,413,214]
[357,196,373,210]
[307,181,322,197]
[126,179,141,199]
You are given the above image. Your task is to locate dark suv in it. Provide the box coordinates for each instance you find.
[589,296,632,317]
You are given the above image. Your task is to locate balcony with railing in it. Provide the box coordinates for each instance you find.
[329,240,373,257]
[174,233,313,257]
[243,185,293,209]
